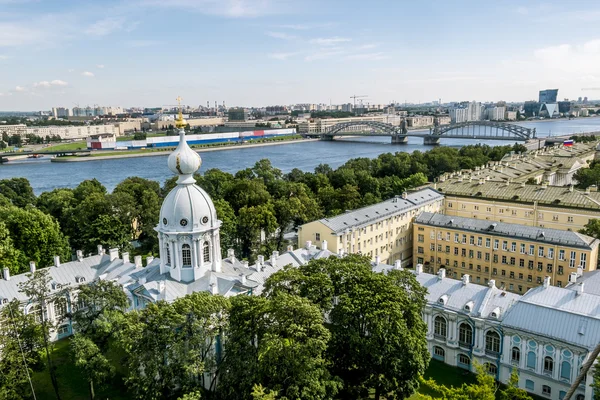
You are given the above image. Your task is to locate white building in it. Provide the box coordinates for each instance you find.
[486,106,506,121]
[52,107,72,118]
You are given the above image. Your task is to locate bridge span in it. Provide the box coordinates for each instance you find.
[318,120,536,144]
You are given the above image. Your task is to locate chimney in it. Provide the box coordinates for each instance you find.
[239,273,247,285]
[462,274,470,286]
[158,280,165,293]
[479,178,485,185]
[122,252,130,264]
[255,261,263,272]
[97,244,104,255]
[257,255,265,265]
[576,282,585,296]
[585,187,591,195]
[394,260,402,270]
[437,268,446,280]
[270,252,278,268]
[210,282,218,295]
[415,264,423,274]
[305,240,312,250]
[241,260,249,269]
[375,255,381,264]
[3,267,10,281]
[227,248,235,262]
[569,272,578,284]
[108,248,118,262]
[286,245,294,252]
[488,279,496,288]
[139,276,146,284]
[520,181,526,188]
[134,255,142,268]
[569,185,574,192]
[543,276,551,288]
[146,256,154,266]
[29,261,36,274]
[322,240,328,251]
[577,266,583,276]
[54,255,61,267]
[338,248,345,257]
[76,250,83,261]
[541,182,548,190]
[402,191,408,199]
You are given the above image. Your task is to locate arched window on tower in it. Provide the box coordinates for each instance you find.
[166,246,171,265]
[203,241,210,263]
[182,244,192,268]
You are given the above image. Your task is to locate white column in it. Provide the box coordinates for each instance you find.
[192,239,199,269]
[171,240,178,269]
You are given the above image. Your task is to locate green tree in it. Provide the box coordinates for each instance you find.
[0,178,36,208]
[0,221,24,275]
[36,188,77,229]
[499,369,533,400]
[19,269,62,400]
[0,300,45,400]
[0,205,71,272]
[264,255,429,400]
[71,335,115,400]
[214,198,237,256]
[237,203,278,261]
[218,294,340,400]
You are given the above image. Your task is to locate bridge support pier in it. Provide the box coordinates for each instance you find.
[423,136,440,145]
[391,135,408,144]
[319,135,333,141]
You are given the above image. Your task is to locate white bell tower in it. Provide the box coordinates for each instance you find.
[156,97,222,282]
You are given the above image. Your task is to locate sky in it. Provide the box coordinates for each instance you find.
[1,0,600,110]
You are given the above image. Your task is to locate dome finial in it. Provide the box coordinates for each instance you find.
[175,95,185,129]
[167,97,202,184]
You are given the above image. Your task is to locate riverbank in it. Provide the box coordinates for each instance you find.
[51,137,318,163]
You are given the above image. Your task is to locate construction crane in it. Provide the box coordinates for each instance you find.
[350,94,368,109]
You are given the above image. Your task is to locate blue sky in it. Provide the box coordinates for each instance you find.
[1,0,600,110]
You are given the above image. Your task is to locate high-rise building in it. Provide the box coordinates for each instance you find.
[539,89,558,103]
[51,107,72,118]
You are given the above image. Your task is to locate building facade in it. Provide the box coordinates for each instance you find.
[298,188,444,265]
[413,212,599,294]
[297,115,403,134]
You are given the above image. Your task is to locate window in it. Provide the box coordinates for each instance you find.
[511,347,520,364]
[485,238,491,248]
[520,243,526,254]
[166,246,171,265]
[538,247,544,257]
[485,331,500,354]
[544,356,554,374]
[462,234,467,244]
[315,233,320,241]
[459,323,473,347]
[469,236,475,245]
[485,363,498,375]
[455,233,460,243]
[548,248,554,259]
[477,237,482,246]
[527,351,536,369]
[434,316,447,339]
[418,234,424,243]
[568,216,574,223]
[182,244,192,267]
[560,361,571,381]
[529,245,535,255]
[433,346,445,361]
[581,253,587,268]
[458,354,471,369]
[525,380,534,390]
[542,385,551,396]
[494,239,499,250]
[502,241,508,250]
[570,251,576,268]
[511,242,516,252]
[519,259,525,268]
[203,241,210,263]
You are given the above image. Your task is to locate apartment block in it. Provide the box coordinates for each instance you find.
[413,212,599,294]
[298,188,444,265]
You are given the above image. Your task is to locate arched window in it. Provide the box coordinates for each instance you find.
[433,316,447,339]
[485,330,500,354]
[203,241,210,263]
[560,361,571,381]
[459,323,473,347]
[166,246,171,265]
[511,347,521,364]
[485,362,498,375]
[432,346,445,361]
[182,244,192,268]
[576,395,585,400]
[544,356,554,374]
[458,354,471,370]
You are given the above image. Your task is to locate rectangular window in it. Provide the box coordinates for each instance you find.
[528,260,534,269]
[502,241,508,251]
[529,245,535,256]
[469,236,475,245]
[570,251,576,268]
[493,254,498,263]
[315,233,321,241]
[525,379,534,390]
[446,245,450,253]
[485,238,491,248]
[559,250,565,260]
[501,255,507,264]
[494,240,499,250]
[417,247,424,254]
[430,231,435,239]
[581,253,587,268]
[454,247,459,255]
[477,251,482,260]
[430,244,435,251]
[510,271,515,278]
[417,234,424,243]
[485,253,490,261]
[519,259,524,268]
[520,243,526,254]
[462,234,467,244]
[455,233,460,243]
[461,248,466,257]
[510,257,515,265]
[477,237,482,246]
[468,250,474,258]
[519,273,523,280]
[548,248,554,259]
[538,247,544,257]
[547,264,553,273]
[511,242,516,252]
[446,232,451,241]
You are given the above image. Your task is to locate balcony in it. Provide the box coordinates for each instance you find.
[458,341,472,350]
[485,349,500,357]
[433,333,446,341]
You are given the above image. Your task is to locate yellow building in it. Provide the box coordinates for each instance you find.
[435,180,600,231]
[297,188,444,265]
[413,212,599,294]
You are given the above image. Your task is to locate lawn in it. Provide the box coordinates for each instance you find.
[31,338,129,400]
[37,141,88,153]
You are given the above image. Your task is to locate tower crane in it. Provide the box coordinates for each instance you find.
[350,94,368,115]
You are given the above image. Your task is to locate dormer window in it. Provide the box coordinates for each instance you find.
[2,298,7,304]
[490,307,501,319]
[438,295,448,305]
[464,301,474,312]
[75,276,86,284]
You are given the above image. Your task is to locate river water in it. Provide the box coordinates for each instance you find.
[2,118,600,195]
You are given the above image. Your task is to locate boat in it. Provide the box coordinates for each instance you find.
[27,154,43,159]
[0,157,8,164]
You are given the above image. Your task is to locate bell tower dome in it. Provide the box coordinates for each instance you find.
[156,97,222,282]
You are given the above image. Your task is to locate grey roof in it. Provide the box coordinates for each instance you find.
[416,212,598,249]
[318,188,443,233]
[502,285,600,349]
[566,270,600,296]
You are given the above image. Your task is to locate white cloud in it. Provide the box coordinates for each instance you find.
[0,54,9,59]
[0,22,46,47]
[67,68,75,73]
[81,71,94,77]
[305,47,346,61]
[266,31,297,40]
[532,39,600,75]
[310,36,351,46]
[268,52,298,60]
[14,85,26,92]
[357,43,379,50]
[97,64,105,68]
[85,17,127,36]
[50,79,68,86]
[33,81,51,88]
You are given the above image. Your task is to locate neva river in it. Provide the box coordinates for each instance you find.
[2,118,600,195]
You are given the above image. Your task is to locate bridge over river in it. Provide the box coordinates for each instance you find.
[317,120,536,144]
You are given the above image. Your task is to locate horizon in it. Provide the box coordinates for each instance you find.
[1,0,600,111]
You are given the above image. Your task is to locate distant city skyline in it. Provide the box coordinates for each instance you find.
[1,0,600,110]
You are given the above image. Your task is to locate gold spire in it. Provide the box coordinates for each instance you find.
[176,96,185,129]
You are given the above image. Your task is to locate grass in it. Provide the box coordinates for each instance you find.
[37,141,88,153]
[31,338,129,400]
